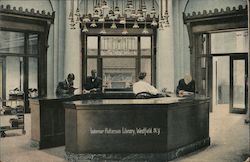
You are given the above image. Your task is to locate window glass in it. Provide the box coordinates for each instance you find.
[141,37,151,56]
[87,37,98,56]
[0,31,24,54]
[28,34,38,55]
[141,58,151,84]
[211,30,248,54]
[5,56,24,101]
[101,37,137,56]
[28,57,38,98]
[87,58,97,76]
[103,58,136,89]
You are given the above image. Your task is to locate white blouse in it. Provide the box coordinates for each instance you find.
[133,80,159,95]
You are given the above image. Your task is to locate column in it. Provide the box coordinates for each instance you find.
[157,0,175,92]
[64,0,82,93]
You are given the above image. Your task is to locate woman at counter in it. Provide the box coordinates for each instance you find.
[133,72,160,99]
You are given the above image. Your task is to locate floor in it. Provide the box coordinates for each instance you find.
[0,104,249,162]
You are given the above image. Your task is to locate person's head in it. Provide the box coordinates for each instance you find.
[67,73,75,84]
[138,72,147,80]
[91,69,97,78]
[184,74,192,85]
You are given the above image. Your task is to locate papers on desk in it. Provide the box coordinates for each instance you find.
[181,91,194,97]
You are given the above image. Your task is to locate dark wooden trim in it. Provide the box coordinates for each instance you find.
[24,33,29,112]
[0,57,6,101]
[85,28,153,36]
[137,36,141,80]
[206,34,213,112]
[82,33,87,90]
[211,52,248,56]
[152,29,157,86]
[184,5,247,25]
[97,36,102,78]
[0,5,55,23]
[87,55,151,58]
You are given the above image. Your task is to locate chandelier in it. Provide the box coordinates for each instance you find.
[69,0,170,34]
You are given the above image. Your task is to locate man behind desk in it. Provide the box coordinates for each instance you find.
[83,69,102,93]
[176,74,195,97]
[56,73,76,97]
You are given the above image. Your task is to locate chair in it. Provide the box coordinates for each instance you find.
[135,92,152,99]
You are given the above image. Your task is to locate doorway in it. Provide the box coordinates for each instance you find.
[230,55,248,113]
[211,30,248,114]
[210,30,248,113]
[212,54,248,114]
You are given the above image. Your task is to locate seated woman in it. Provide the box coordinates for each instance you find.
[133,72,160,99]
[176,74,195,97]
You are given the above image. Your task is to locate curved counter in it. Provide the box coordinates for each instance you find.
[64,96,210,161]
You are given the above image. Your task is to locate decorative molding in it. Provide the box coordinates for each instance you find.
[183,5,247,23]
[0,4,55,23]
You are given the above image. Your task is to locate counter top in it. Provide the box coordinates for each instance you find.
[30,92,136,101]
[65,96,209,108]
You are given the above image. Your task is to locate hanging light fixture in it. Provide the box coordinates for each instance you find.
[130,0,137,18]
[132,0,139,29]
[82,22,89,32]
[69,0,161,34]
[101,0,109,9]
[119,0,126,24]
[133,20,139,28]
[70,18,76,29]
[82,0,90,22]
[75,0,81,24]
[142,19,149,34]
[125,0,134,12]
[137,0,145,22]
[150,0,156,15]
[90,19,97,27]
[98,9,105,22]
[69,0,74,20]
[93,0,100,18]
[158,0,165,30]
[109,0,116,28]
[164,0,170,27]
[111,16,117,29]
[141,0,147,13]
[69,0,76,29]
[151,16,157,26]
[122,22,128,34]
[114,0,120,15]
[100,21,107,34]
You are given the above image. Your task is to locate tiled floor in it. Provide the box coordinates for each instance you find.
[0,104,249,162]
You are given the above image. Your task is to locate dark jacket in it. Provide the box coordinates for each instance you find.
[176,79,195,95]
[56,80,74,97]
[84,76,102,92]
